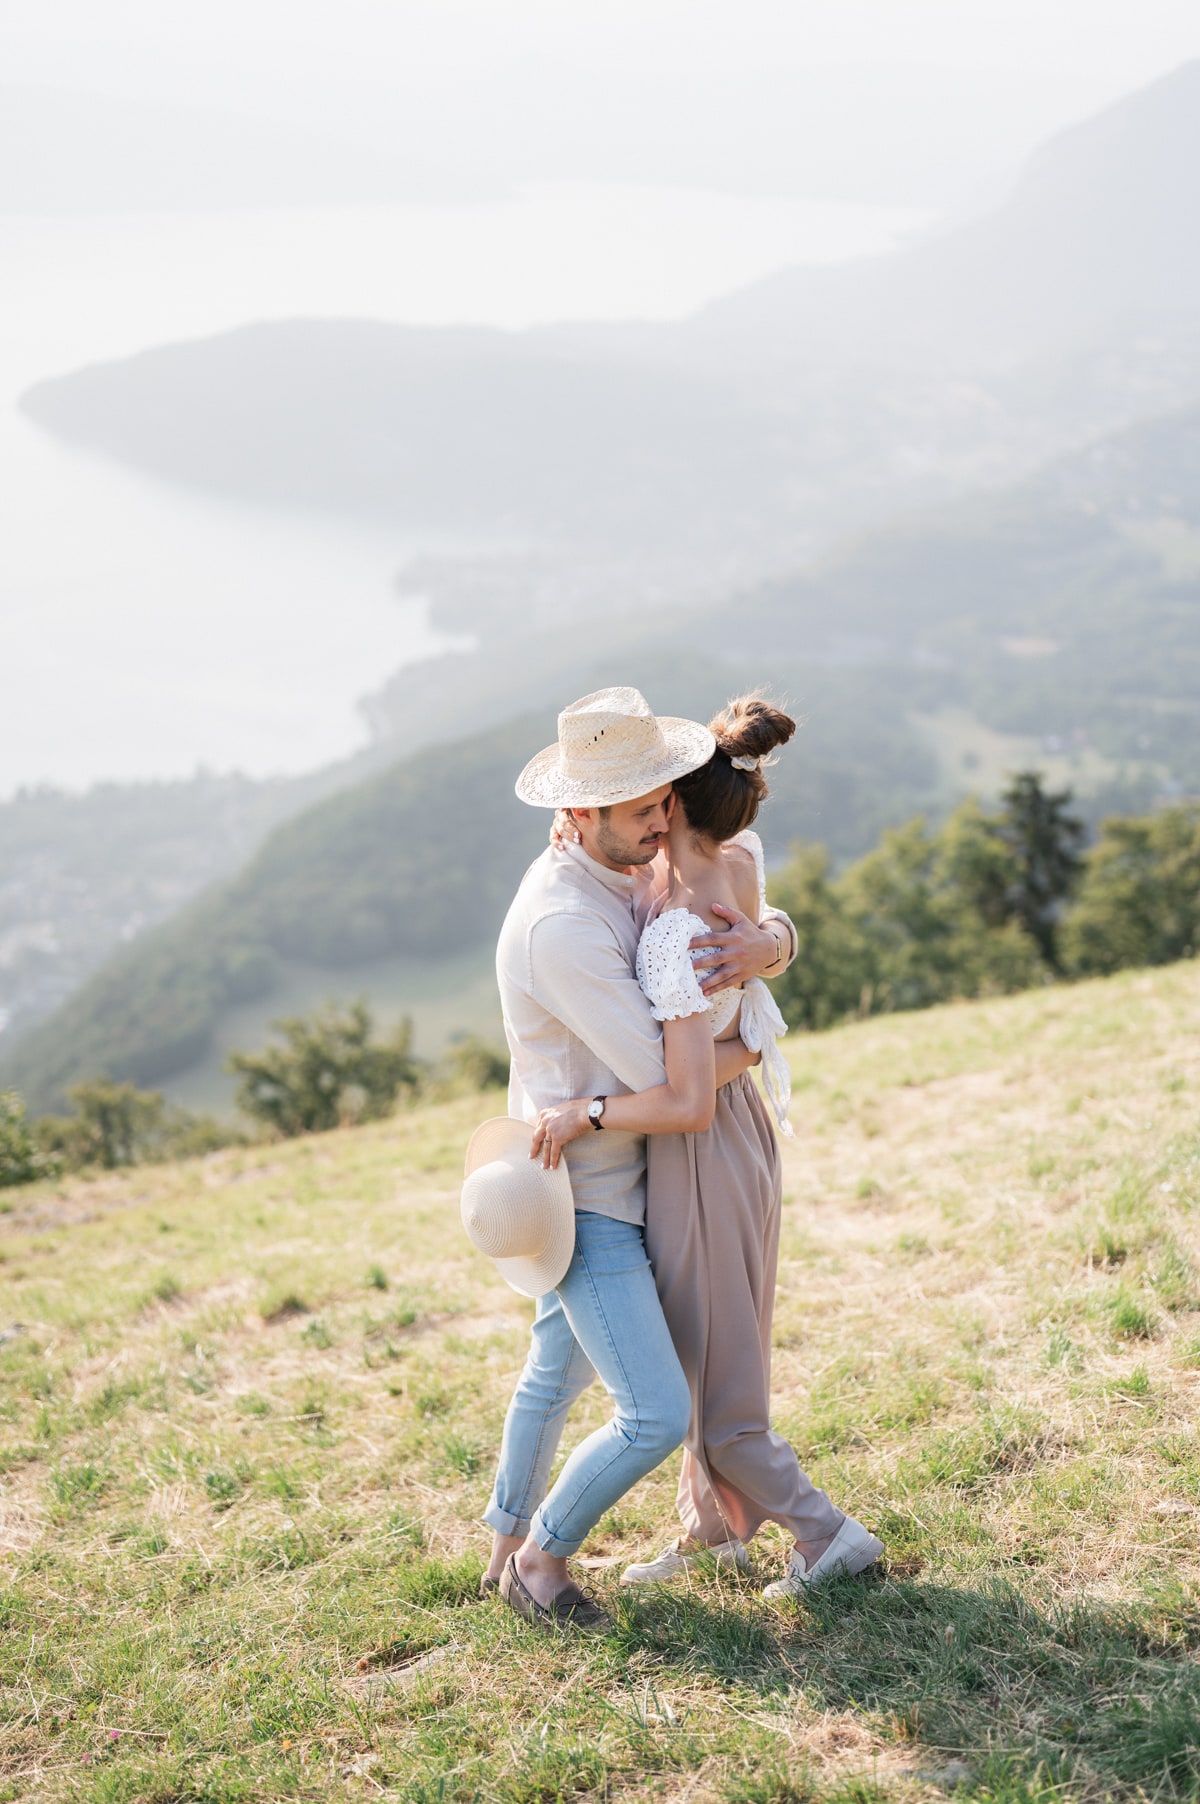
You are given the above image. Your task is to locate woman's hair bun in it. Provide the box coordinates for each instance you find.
[672,692,797,840]
[710,695,796,763]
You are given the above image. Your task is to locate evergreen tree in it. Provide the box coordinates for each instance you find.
[995,772,1084,969]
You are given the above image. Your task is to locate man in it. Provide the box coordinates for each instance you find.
[482,688,798,1629]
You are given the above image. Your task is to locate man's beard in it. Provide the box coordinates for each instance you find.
[596,821,661,868]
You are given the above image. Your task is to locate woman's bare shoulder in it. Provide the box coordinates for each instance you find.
[721,843,760,918]
[722,841,756,873]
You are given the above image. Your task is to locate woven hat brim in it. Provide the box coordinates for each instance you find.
[465,1116,563,1179]
[515,718,716,808]
[462,1117,576,1299]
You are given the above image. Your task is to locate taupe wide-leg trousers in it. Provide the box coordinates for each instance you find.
[645,1071,843,1548]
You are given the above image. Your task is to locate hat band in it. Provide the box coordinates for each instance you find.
[558,743,671,780]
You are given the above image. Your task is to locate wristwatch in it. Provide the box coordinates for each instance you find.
[587,1095,607,1131]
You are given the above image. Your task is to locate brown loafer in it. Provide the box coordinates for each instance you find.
[498,1553,611,1632]
[479,1572,500,1597]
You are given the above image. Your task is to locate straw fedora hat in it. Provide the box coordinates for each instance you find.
[515,687,715,809]
[461,1117,576,1298]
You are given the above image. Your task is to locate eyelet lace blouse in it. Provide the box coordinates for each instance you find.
[634,829,793,1136]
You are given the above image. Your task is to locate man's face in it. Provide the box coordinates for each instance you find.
[579,785,674,870]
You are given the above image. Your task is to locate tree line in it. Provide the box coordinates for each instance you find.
[3,776,1197,1189]
[0,1006,508,1188]
[770,776,1200,1029]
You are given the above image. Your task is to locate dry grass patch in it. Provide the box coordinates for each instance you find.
[2,967,1200,1799]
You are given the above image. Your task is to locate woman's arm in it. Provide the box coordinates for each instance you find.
[531,1022,763,1169]
[716,1035,761,1086]
[532,1012,717,1168]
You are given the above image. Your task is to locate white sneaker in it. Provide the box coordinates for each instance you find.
[761,1516,883,1598]
[620,1535,749,1586]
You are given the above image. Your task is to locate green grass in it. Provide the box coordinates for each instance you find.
[2,962,1200,1799]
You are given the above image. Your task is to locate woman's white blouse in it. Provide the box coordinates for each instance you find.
[634,830,794,1135]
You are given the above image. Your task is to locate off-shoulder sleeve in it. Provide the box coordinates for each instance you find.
[636,911,712,1022]
[729,828,768,919]
[739,978,794,1136]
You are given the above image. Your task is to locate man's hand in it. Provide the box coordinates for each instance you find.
[531,1098,592,1169]
[690,904,782,996]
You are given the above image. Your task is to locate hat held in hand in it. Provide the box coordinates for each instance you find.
[461,1117,575,1298]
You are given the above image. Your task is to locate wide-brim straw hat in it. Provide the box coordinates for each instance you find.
[515,686,716,809]
[461,1117,576,1299]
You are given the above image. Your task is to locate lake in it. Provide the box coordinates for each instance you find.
[0,184,927,796]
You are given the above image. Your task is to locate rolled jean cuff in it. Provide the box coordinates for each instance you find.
[529,1510,582,1558]
[483,1499,531,1538]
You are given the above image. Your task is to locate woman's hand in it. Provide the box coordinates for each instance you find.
[531,1098,592,1169]
[549,808,581,849]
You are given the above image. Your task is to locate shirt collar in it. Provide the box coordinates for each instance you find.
[561,839,653,900]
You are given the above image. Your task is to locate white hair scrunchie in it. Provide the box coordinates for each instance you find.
[729,754,760,772]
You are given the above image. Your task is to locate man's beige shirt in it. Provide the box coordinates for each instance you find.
[496,841,796,1228]
[497,843,662,1225]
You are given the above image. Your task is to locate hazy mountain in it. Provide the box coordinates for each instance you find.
[8,397,1199,1112]
[21,65,1200,567]
[21,320,791,550]
[8,385,1198,1102]
[730,404,1200,791]
[690,60,1200,376]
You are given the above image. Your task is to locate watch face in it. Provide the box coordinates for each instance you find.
[588,1098,604,1124]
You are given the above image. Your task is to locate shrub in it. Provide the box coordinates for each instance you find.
[0,1090,59,1188]
[228,999,424,1137]
[1063,804,1200,976]
[432,1034,510,1094]
[33,1079,234,1173]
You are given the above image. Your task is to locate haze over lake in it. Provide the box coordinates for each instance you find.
[2,185,927,799]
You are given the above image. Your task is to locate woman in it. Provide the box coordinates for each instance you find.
[534,696,882,1596]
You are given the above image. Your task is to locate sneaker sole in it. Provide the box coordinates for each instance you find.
[763,1535,884,1597]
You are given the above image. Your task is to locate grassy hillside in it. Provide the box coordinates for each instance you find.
[2,964,1200,1800]
[0,719,549,1113]
[162,945,502,1117]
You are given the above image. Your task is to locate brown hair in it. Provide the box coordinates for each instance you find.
[671,695,796,842]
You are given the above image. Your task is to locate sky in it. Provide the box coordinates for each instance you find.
[6,0,1200,209]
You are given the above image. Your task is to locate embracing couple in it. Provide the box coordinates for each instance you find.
[460,686,882,1632]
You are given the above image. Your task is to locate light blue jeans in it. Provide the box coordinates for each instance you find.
[485,1210,691,1557]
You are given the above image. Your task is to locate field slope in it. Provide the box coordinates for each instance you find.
[2,962,1200,1801]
